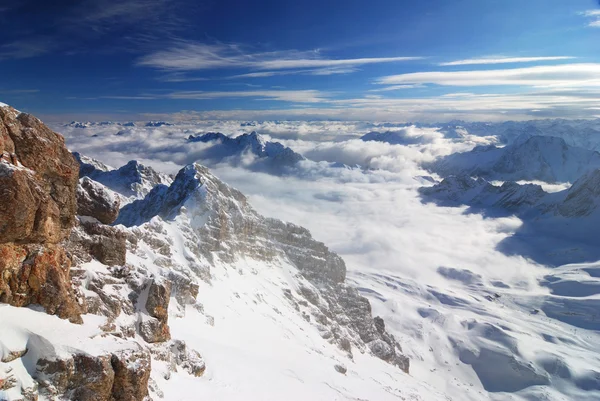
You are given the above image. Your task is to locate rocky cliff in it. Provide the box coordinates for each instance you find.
[0,105,82,323]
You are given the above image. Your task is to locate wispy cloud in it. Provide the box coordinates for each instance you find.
[582,10,600,27]
[137,42,421,73]
[0,0,185,60]
[0,89,39,94]
[227,66,359,80]
[100,89,329,103]
[0,38,56,60]
[369,84,424,92]
[439,56,575,66]
[376,63,600,88]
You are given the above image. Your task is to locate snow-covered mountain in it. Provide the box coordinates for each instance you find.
[187,131,304,168]
[428,135,600,183]
[419,175,547,212]
[187,131,304,174]
[65,121,136,128]
[419,170,600,264]
[425,119,600,150]
[1,104,437,400]
[145,121,173,127]
[4,105,600,401]
[74,152,173,202]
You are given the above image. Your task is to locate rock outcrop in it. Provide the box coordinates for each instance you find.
[139,278,172,343]
[76,176,120,224]
[0,105,82,323]
[34,345,151,401]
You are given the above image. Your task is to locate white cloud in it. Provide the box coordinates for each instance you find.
[165,90,328,103]
[137,42,421,72]
[376,63,600,88]
[582,10,600,27]
[369,84,424,92]
[102,89,329,103]
[227,67,358,80]
[439,56,575,66]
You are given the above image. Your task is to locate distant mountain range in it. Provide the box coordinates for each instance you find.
[419,169,600,264]
[187,131,305,171]
[427,134,600,183]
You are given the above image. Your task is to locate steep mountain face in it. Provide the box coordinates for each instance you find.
[187,131,305,168]
[429,135,600,183]
[556,169,600,218]
[0,105,82,324]
[117,162,409,371]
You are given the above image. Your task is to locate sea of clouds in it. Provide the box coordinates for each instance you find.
[56,120,600,400]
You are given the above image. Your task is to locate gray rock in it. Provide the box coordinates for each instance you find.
[76,177,120,224]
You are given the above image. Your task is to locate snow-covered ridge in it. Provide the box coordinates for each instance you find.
[419,169,600,264]
[428,134,600,183]
[65,121,137,128]
[113,161,410,370]
[73,152,173,202]
[187,131,305,166]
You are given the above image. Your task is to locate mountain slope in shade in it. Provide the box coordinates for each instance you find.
[187,131,304,171]
[428,135,600,183]
[419,170,600,264]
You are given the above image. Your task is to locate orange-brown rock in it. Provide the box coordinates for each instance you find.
[0,163,62,244]
[0,243,82,323]
[0,106,79,242]
[0,105,83,323]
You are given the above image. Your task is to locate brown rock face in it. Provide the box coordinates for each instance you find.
[36,347,151,401]
[77,177,120,224]
[0,105,82,322]
[37,353,115,400]
[0,106,79,240]
[0,243,82,323]
[139,279,171,343]
[68,218,127,266]
[0,163,61,243]
[110,348,152,400]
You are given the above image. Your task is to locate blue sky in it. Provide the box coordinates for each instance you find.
[1,0,600,121]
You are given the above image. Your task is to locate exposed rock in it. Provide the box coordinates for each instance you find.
[67,218,127,266]
[167,270,199,307]
[0,162,62,244]
[334,364,347,374]
[153,340,206,378]
[77,177,120,224]
[0,105,82,324]
[1,348,27,363]
[117,162,409,371]
[34,347,151,401]
[145,278,171,322]
[139,278,171,343]
[110,348,152,400]
[74,152,172,200]
[0,106,79,239]
[0,243,82,323]
[37,353,115,400]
